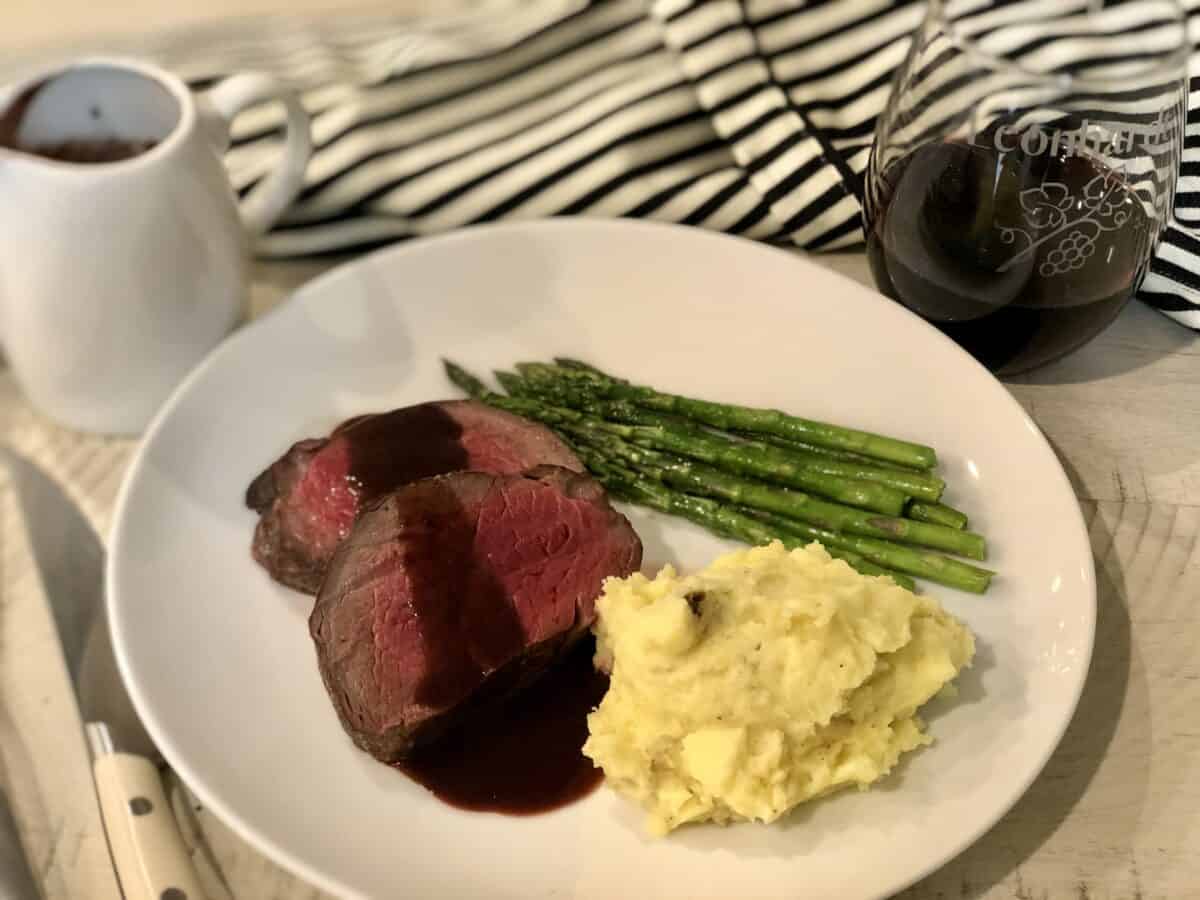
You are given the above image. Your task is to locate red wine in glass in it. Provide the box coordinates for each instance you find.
[866,133,1157,375]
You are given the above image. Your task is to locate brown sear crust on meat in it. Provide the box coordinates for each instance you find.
[247,401,583,594]
[246,438,329,593]
[308,466,642,762]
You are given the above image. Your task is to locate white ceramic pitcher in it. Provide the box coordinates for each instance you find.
[0,58,312,434]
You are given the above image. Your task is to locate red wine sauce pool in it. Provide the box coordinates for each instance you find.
[866,140,1155,374]
[395,638,608,814]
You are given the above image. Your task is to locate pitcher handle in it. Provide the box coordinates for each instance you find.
[204,72,313,237]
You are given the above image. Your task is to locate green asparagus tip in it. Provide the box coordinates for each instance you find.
[493,370,528,395]
[514,362,554,378]
[443,360,489,398]
[551,357,625,382]
[553,356,596,369]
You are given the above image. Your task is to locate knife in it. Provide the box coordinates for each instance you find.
[3,450,208,900]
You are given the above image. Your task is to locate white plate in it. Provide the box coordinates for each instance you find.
[108,220,1095,900]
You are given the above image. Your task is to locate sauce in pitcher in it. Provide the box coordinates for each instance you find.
[0,81,157,163]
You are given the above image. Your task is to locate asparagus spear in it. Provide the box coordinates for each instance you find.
[514,361,938,470]
[587,456,916,590]
[731,430,927,474]
[476,388,910,516]
[525,365,972,524]
[907,501,969,530]
[729,428,972,528]
[512,373,953,512]
[509,374,945,502]
[746,510,993,594]
[569,429,985,560]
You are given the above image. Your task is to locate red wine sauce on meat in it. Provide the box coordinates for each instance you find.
[395,639,608,814]
[338,405,468,497]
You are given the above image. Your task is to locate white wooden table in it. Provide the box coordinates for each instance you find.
[2,4,1199,900]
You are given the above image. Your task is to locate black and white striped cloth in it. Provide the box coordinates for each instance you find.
[143,1,1200,329]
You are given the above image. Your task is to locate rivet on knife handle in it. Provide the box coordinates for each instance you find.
[89,726,207,900]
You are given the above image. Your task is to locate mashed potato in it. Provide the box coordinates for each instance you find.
[583,541,974,835]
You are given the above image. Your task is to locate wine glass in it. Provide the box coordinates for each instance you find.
[864,0,1188,375]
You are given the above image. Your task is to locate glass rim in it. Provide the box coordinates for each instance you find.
[927,0,1190,88]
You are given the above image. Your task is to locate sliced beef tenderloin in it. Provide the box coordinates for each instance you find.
[308,466,642,763]
[247,400,582,594]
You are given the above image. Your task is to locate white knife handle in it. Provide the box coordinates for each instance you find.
[93,753,208,900]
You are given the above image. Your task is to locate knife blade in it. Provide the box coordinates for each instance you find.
[3,450,207,900]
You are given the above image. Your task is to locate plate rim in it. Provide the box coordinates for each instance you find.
[106,218,1097,900]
